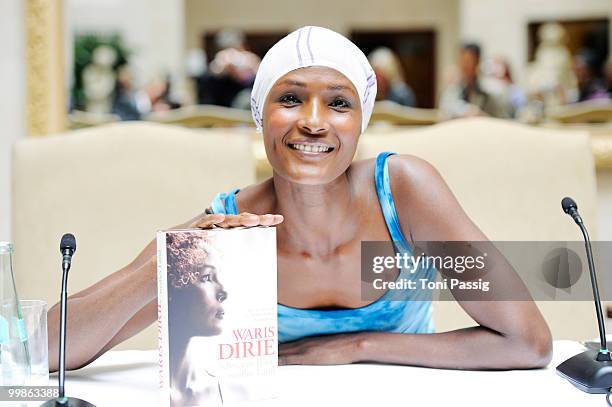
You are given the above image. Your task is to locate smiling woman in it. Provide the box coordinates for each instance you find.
[48,26,552,373]
[263,66,362,184]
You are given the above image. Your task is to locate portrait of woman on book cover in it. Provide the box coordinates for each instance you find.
[166,232,228,407]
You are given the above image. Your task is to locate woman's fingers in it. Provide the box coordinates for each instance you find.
[216,213,256,228]
[258,214,275,226]
[194,214,226,229]
[195,213,284,229]
[252,214,284,226]
[271,214,284,225]
[240,213,263,227]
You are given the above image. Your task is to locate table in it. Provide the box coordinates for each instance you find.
[55,341,607,406]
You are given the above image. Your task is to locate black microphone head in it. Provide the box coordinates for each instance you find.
[561,197,577,215]
[60,233,77,253]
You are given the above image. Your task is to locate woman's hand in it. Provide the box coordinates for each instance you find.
[279,333,366,365]
[183,212,284,229]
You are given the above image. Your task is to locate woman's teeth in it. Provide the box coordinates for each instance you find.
[289,143,332,153]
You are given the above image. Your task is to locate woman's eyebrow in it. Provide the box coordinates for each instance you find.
[277,79,307,88]
[327,84,352,91]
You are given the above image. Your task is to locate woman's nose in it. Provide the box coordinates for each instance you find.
[298,99,329,135]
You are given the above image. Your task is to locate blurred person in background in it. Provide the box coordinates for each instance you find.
[485,56,527,118]
[145,75,182,113]
[112,65,144,120]
[572,50,609,102]
[196,29,260,109]
[439,43,512,119]
[368,47,416,107]
[605,58,612,97]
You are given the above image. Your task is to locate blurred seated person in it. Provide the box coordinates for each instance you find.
[368,47,416,107]
[439,43,512,119]
[112,65,146,121]
[605,58,612,97]
[196,29,260,109]
[572,50,609,102]
[486,57,527,118]
[145,75,181,113]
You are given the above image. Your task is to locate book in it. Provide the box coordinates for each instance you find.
[157,227,278,406]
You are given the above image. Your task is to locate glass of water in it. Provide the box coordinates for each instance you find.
[16,300,48,385]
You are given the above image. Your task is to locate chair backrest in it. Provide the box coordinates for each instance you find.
[370,101,440,126]
[12,122,255,349]
[67,110,121,130]
[145,105,255,128]
[546,100,612,124]
[358,117,599,340]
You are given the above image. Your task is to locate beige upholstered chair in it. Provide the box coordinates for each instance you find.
[145,104,254,128]
[358,117,599,340]
[370,101,440,126]
[545,100,612,124]
[12,122,255,350]
[66,110,121,130]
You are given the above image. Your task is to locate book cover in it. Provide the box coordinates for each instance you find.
[157,227,278,406]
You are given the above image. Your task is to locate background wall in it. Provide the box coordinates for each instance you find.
[63,0,612,106]
[65,0,185,92]
[460,0,612,87]
[0,0,26,241]
[184,0,461,101]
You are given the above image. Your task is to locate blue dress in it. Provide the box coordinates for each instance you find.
[210,152,437,342]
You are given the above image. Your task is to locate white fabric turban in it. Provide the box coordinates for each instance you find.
[250,26,377,134]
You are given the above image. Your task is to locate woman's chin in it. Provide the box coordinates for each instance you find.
[195,320,223,336]
[209,319,224,335]
[274,163,345,185]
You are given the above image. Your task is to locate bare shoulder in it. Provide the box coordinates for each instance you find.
[387,154,443,187]
[351,153,441,181]
[383,154,485,241]
[370,154,449,207]
[347,154,445,200]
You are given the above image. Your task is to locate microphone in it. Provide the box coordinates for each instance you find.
[40,234,95,407]
[60,234,76,273]
[561,197,583,225]
[556,197,612,397]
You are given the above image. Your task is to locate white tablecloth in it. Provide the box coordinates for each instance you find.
[54,341,607,406]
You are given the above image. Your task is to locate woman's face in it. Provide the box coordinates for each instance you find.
[262,66,362,185]
[188,256,227,336]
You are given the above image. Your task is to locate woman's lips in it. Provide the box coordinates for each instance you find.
[215,309,225,320]
[287,142,335,154]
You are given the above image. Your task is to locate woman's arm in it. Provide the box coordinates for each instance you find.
[47,212,282,372]
[47,236,158,372]
[389,154,551,367]
[279,155,552,369]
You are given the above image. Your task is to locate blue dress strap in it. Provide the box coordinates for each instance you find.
[375,152,411,254]
[210,188,240,215]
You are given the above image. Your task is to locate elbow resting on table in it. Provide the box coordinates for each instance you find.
[512,327,553,369]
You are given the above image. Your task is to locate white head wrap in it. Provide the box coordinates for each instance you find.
[250,26,377,134]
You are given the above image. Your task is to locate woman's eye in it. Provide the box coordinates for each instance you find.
[279,94,300,105]
[329,98,350,109]
[200,273,212,283]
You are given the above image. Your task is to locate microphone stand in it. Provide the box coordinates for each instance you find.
[40,237,95,407]
[557,198,612,395]
[577,221,609,359]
